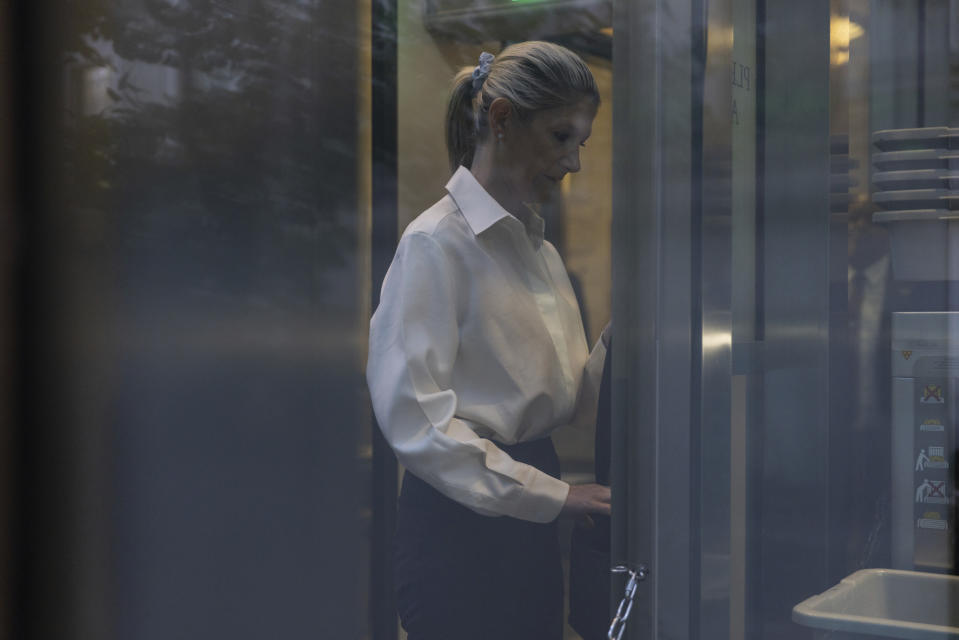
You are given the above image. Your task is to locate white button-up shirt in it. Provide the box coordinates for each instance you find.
[367,166,606,523]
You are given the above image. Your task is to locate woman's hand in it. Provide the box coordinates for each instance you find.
[561,483,611,519]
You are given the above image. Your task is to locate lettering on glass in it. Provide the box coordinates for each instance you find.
[731,60,751,89]
[731,60,751,126]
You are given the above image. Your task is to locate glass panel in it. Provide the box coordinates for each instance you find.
[16,2,370,638]
[22,0,959,637]
[694,0,959,638]
[613,0,959,638]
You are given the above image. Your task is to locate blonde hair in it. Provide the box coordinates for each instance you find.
[445,41,599,172]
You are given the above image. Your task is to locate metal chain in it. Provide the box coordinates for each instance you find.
[607,564,648,640]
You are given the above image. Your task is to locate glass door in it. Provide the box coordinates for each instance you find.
[613,0,959,638]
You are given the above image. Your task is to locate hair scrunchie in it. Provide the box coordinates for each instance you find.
[470,51,495,96]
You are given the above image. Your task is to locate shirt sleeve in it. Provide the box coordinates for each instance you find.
[366,231,570,523]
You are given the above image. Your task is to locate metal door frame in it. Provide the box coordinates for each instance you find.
[611,0,701,637]
[613,0,837,638]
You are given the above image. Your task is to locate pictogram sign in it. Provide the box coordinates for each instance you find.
[916,479,950,504]
[921,384,945,404]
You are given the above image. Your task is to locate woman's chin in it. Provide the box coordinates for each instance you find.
[531,181,560,203]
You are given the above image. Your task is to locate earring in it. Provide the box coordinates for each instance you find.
[497,132,504,141]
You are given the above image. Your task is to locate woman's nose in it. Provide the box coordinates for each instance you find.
[562,147,581,173]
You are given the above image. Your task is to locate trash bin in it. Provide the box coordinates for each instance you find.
[793,569,959,639]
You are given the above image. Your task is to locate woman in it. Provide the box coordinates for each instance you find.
[367,41,610,640]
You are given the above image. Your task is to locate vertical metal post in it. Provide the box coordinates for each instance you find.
[760,1,832,637]
[370,1,399,638]
[612,0,697,637]
[700,0,734,636]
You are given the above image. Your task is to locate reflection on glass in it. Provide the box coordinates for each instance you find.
[49,2,369,638]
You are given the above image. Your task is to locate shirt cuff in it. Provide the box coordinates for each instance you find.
[516,471,570,523]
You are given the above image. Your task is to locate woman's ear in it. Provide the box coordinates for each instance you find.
[487,97,512,138]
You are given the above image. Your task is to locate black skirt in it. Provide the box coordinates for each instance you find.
[393,437,564,640]
[569,341,613,640]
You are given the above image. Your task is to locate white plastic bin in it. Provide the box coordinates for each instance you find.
[793,569,959,639]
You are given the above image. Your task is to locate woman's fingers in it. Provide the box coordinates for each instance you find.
[590,494,611,516]
[562,483,612,517]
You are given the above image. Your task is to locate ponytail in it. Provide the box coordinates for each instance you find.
[445,67,479,172]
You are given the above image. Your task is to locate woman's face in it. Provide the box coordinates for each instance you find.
[504,97,597,204]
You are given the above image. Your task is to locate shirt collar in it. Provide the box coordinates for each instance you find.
[445,166,545,250]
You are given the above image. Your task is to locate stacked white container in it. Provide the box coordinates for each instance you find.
[871,127,959,281]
